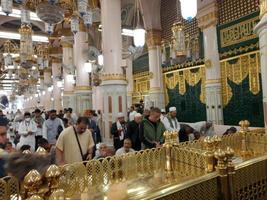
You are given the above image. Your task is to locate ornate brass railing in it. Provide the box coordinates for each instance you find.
[0,121,266,200]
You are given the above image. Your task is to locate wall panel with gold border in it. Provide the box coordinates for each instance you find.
[220,51,264,127]
[163,65,206,122]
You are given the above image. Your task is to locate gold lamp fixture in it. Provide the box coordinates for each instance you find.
[171,21,186,57]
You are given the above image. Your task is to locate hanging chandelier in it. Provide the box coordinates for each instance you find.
[1,0,13,15]
[133,0,145,47]
[179,0,197,21]
[19,24,33,65]
[36,1,64,24]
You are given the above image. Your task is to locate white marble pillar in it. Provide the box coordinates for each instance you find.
[197,1,224,124]
[52,60,63,111]
[73,25,92,115]
[146,30,165,109]
[255,6,267,131]
[100,0,127,142]
[43,68,53,110]
[62,41,75,110]
[92,86,103,111]
[125,58,133,108]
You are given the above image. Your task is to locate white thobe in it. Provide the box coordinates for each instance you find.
[162,117,180,132]
[162,117,180,143]
[17,120,37,152]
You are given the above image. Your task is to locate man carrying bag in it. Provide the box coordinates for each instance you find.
[56,117,94,165]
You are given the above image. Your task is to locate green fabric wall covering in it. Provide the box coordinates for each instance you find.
[133,53,149,73]
[223,76,264,127]
[166,81,206,123]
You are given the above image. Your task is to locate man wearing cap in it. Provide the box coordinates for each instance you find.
[160,109,167,122]
[126,113,143,151]
[111,113,127,150]
[17,112,38,152]
[33,108,45,150]
[162,107,180,137]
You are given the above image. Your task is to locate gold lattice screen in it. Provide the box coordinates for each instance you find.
[220,51,261,107]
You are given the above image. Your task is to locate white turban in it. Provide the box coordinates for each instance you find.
[134,113,142,118]
[117,112,124,118]
[161,109,166,113]
[169,107,176,112]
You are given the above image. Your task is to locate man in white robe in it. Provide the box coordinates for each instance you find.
[17,112,37,152]
[162,107,180,142]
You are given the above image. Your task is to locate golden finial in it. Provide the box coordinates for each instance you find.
[23,150,32,154]
[45,165,61,190]
[24,170,42,191]
[28,195,44,200]
[36,147,48,155]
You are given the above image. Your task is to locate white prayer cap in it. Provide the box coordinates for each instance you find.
[134,113,142,118]
[161,109,166,113]
[169,107,176,112]
[117,112,124,118]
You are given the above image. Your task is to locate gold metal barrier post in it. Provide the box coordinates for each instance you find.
[239,120,253,158]
[163,131,178,177]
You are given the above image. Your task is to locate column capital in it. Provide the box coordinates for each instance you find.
[260,0,267,19]
[43,68,52,73]
[100,73,126,81]
[196,1,218,30]
[146,29,162,49]
[59,28,73,37]
[49,46,63,55]
[51,58,62,64]
[61,36,73,48]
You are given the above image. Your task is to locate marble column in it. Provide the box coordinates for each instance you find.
[73,24,92,115]
[51,59,63,111]
[125,58,133,108]
[61,41,75,110]
[197,1,224,124]
[43,68,53,110]
[146,29,165,109]
[255,2,267,131]
[100,0,127,142]
[92,86,103,111]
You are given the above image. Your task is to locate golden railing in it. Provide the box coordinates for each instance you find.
[0,121,267,200]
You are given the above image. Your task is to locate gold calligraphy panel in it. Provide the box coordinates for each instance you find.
[133,72,150,104]
[220,51,261,107]
[164,65,206,104]
[220,16,259,48]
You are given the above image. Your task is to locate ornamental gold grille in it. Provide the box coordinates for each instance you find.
[158,177,218,200]
[218,0,259,25]
[233,158,267,200]
[161,0,199,42]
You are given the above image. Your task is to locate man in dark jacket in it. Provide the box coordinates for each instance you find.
[126,113,142,151]
[111,113,127,151]
[140,107,165,149]
[0,125,8,177]
[0,110,9,126]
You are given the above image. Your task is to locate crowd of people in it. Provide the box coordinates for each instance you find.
[0,102,237,178]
